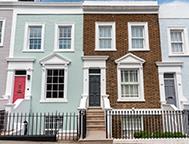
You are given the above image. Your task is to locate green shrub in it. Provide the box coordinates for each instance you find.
[173,132,186,138]
[134,131,151,138]
[134,131,186,138]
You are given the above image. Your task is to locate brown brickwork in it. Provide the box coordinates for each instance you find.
[84,14,161,109]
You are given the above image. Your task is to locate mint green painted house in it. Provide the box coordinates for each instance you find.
[4,2,83,113]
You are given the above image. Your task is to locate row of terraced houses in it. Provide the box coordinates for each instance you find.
[0,0,189,142]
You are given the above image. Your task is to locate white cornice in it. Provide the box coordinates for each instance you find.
[82,56,109,61]
[83,1,158,7]
[0,1,159,14]
[83,1,158,14]
[6,57,36,62]
[39,53,71,65]
[156,62,183,67]
[0,2,82,7]
[0,2,82,14]
[115,53,145,64]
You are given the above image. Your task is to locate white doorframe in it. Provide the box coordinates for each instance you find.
[82,56,109,108]
[156,62,184,109]
[4,58,35,103]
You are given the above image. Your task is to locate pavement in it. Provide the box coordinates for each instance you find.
[0,141,78,144]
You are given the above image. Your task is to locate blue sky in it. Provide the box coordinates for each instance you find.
[41,0,189,4]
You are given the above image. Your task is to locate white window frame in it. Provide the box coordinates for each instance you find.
[120,68,140,98]
[40,65,68,103]
[0,18,5,47]
[54,24,74,52]
[128,22,149,51]
[117,65,144,102]
[23,23,45,52]
[167,27,189,56]
[95,22,116,51]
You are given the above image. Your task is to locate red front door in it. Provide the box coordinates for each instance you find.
[13,76,26,103]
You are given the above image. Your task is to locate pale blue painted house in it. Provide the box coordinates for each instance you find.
[4,2,83,113]
[157,1,189,110]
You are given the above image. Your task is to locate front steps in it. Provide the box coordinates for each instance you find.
[79,107,113,144]
[87,108,105,131]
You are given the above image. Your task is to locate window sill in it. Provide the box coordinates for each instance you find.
[95,49,117,52]
[128,49,150,52]
[117,98,145,102]
[40,99,68,103]
[22,50,44,53]
[169,54,189,57]
[54,49,74,53]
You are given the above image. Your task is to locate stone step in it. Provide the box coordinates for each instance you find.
[87,107,102,110]
[79,140,113,144]
[87,115,104,120]
[87,127,106,131]
[87,110,104,114]
[87,108,104,111]
[87,123,105,127]
[87,120,105,125]
[87,112,104,116]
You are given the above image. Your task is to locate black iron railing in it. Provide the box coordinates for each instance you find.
[0,112,79,141]
[79,110,86,139]
[106,109,189,139]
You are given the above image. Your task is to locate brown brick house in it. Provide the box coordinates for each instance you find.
[79,0,162,138]
[81,1,161,110]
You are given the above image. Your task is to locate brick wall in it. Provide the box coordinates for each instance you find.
[84,14,161,109]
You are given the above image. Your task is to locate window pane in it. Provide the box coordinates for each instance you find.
[47,85,52,91]
[121,85,129,97]
[30,26,41,38]
[171,30,182,42]
[121,70,128,82]
[53,84,58,91]
[46,69,65,99]
[59,26,72,49]
[99,25,112,49]
[59,84,64,90]
[47,70,52,76]
[132,39,144,49]
[46,92,51,98]
[132,26,144,38]
[59,39,71,49]
[131,26,144,49]
[130,70,138,82]
[59,92,64,98]
[164,73,174,79]
[53,70,58,76]
[121,69,139,98]
[29,39,41,49]
[29,26,42,50]
[170,30,184,53]
[47,77,52,83]
[59,26,71,38]
[99,39,111,49]
[59,77,64,83]
[99,26,112,38]
[171,43,183,53]
[53,92,57,98]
